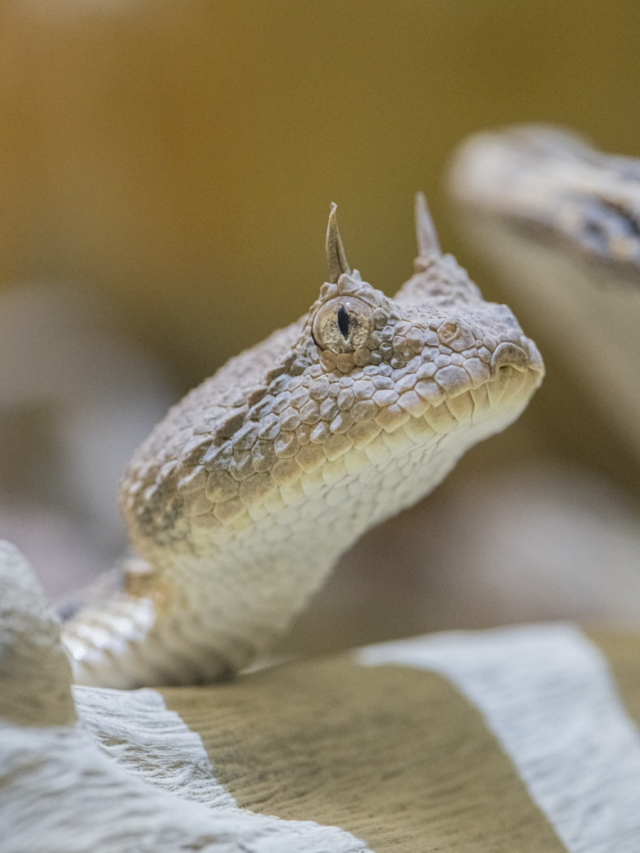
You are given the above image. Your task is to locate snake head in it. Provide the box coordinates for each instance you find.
[123,199,544,551]
[286,200,544,451]
[75,199,546,687]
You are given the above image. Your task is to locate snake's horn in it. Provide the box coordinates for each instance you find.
[415,192,441,257]
[326,203,351,283]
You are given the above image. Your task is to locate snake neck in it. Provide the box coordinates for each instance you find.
[65,392,529,688]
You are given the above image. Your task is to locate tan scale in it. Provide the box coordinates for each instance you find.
[63,197,544,688]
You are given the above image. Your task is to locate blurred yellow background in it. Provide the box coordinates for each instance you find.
[1,0,639,645]
[1,1,638,362]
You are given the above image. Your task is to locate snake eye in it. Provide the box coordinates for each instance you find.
[312,297,374,353]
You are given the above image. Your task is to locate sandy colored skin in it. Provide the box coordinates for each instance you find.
[63,199,544,688]
[449,125,640,283]
[449,126,640,464]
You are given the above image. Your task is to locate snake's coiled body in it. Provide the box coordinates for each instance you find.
[63,200,544,688]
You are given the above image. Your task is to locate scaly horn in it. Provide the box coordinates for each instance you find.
[415,192,441,257]
[326,203,351,283]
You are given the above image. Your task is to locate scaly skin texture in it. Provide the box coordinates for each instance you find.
[63,199,544,688]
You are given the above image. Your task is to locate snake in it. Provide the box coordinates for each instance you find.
[449,124,640,462]
[62,196,544,689]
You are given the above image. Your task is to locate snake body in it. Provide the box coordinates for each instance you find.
[63,198,544,688]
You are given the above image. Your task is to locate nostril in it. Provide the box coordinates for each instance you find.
[490,342,530,374]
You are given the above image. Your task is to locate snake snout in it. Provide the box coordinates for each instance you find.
[490,341,542,375]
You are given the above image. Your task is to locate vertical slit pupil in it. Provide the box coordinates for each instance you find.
[337,305,350,339]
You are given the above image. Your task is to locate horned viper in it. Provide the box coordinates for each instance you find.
[63,197,544,688]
